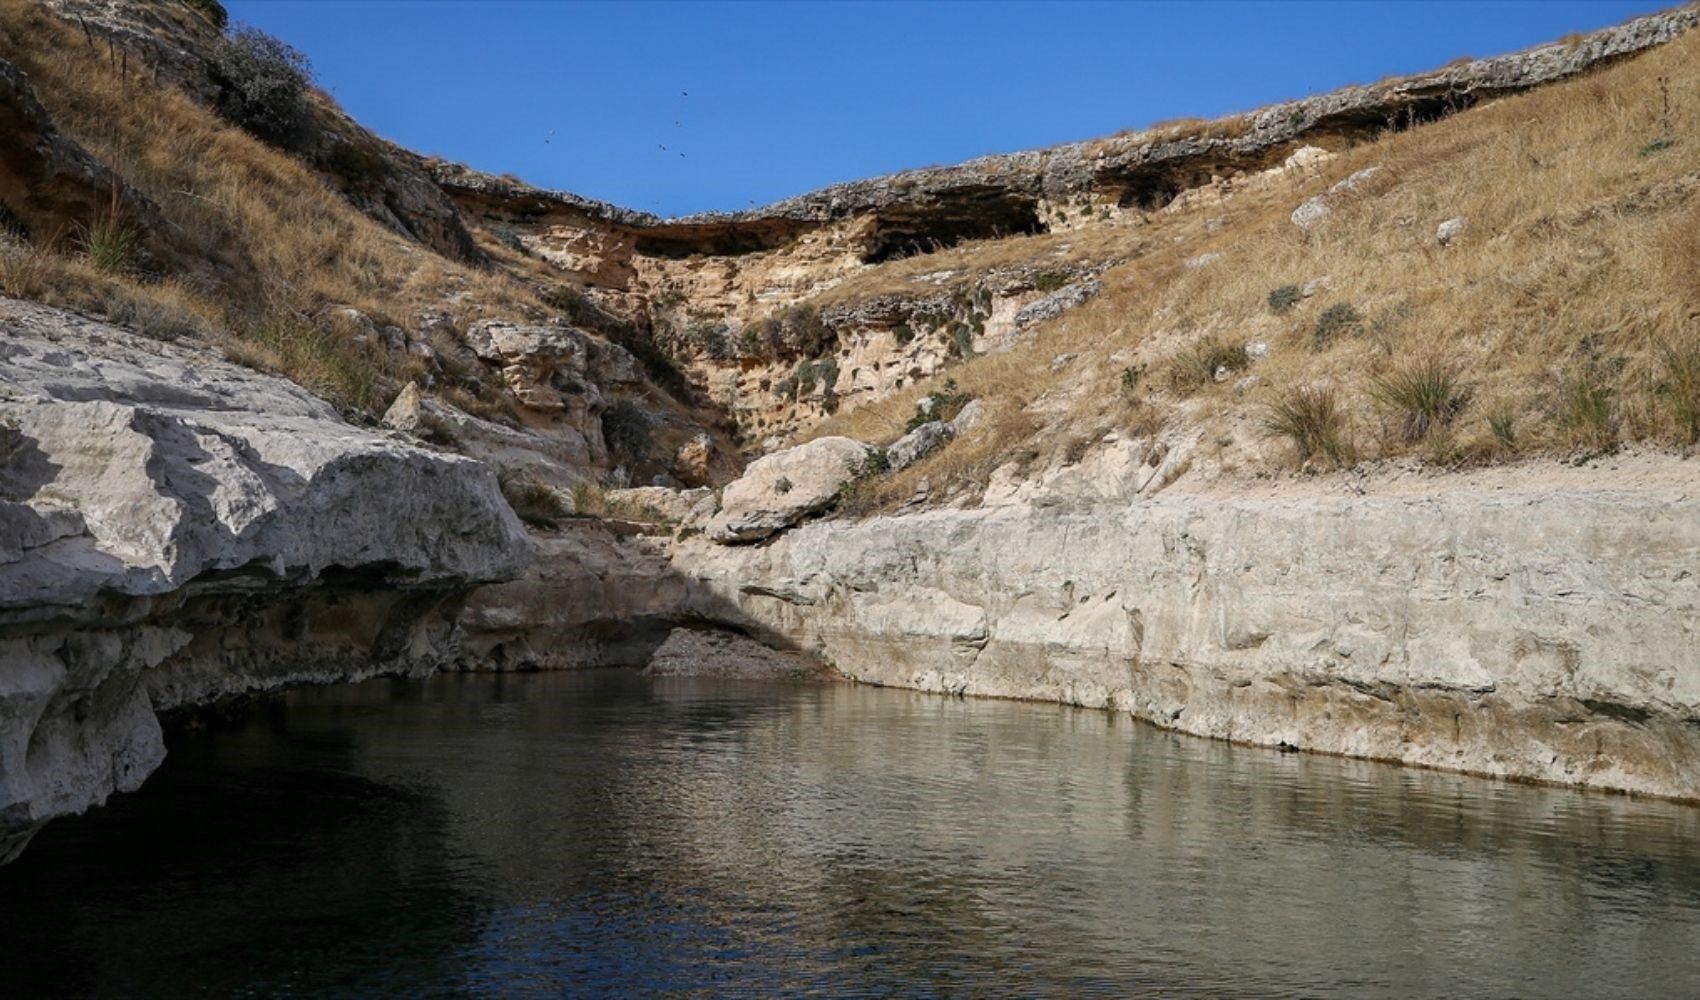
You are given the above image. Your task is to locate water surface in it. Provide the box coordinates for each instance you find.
[4,671,1699,997]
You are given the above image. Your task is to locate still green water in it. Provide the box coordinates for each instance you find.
[3,670,1698,998]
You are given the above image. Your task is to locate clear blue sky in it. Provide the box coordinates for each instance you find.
[226,1,1669,217]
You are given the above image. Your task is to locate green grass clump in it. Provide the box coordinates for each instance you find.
[1367,359,1470,442]
[499,471,567,529]
[1262,385,1354,467]
[1168,336,1250,393]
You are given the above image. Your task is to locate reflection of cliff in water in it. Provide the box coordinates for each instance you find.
[0,698,486,997]
[4,671,1700,997]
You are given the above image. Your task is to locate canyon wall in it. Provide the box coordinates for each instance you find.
[671,479,1700,800]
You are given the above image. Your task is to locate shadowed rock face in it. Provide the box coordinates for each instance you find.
[0,298,531,862]
[0,57,160,248]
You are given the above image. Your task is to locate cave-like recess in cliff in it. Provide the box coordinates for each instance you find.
[859,189,1048,264]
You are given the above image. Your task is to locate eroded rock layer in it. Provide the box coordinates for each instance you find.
[0,299,530,861]
[672,484,1700,800]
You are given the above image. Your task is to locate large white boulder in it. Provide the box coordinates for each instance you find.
[706,436,869,543]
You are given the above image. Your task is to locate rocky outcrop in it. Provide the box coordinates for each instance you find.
[0,299,530,862]
[671,476,1700,800]
[641,627,830,680]
[456,521,686,671]
[705,436,869,543]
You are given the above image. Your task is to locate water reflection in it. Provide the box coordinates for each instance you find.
[3,671,1697,998]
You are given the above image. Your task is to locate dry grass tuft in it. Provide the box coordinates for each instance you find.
[1367,358,1470,443]
[1262,385,1356,468]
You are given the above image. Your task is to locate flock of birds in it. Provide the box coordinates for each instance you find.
[542,89,759,211]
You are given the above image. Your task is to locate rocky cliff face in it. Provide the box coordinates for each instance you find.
[668,470,1700,800]
[0,298,530,861]
[435,6,1699,444]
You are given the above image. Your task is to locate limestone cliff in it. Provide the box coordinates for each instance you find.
[0,298,530,861]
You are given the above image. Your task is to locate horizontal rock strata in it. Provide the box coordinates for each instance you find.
[673,485,1700,799]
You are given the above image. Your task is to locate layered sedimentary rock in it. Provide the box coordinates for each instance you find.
[672,480,1700,799]
[0,299,530,861]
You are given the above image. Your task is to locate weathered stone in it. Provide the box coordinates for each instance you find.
[1013,279,1103,330]
[886,421,954,472]
[0,298,530,862]
[606,486,709,523]
[671,477,1700,800]
[641,627,831,680]
[382,382,593,482]
[705,436,868,543]
[1437,216,1466,245]
[949,398,988,435]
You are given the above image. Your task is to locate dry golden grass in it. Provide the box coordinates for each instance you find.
[805,24,1700,503]
[0,2,540,410]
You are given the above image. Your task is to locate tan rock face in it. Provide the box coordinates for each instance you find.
[670,478,1700,801]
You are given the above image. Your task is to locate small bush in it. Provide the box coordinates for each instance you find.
[946,321,975,359]
[1262,385,1354,467]
[1311,303,1361,348]
[892,323,914,346]
[1641,136,1677,157]
[1267,284,1301,315]
[210,27,314,148]
[1554,373,1617,453]
[1167,337,1249,393]
[1367,359,1470,442]
[600,399,653,461]
[1119,364,1145,395]
[499,471,567,529]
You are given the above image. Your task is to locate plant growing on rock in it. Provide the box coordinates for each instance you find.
[1311,303,1362,348]
[601,399,653,462]
[1367,359,1470,442]
[906,378,971,432]
[499,470,567,529]
[1262,385,1355,468]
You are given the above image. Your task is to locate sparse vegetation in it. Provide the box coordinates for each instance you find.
[905,379,972,432]
[1267,284,1301,314]
[1554,372,1617,453]
[499,471,568,529]
[1367,359,1470,442]
[600,400,653,462]
[1656,338,1700,445]
[75,189,140,275]
[1262,386,1354,468]
[1311,304,1362,348]
[1167,337,1250,393]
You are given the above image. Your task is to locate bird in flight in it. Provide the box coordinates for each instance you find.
[681,90,688,97]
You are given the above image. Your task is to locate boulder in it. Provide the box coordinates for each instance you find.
[886,420,954,472]
[606,485,709,523]
[1437,216,1466,246]
[641,628,831,680]
[382,382,593,483]
[949,399,988,435]
[706,436,869,543]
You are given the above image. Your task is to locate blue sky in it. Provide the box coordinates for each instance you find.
[226,1,1668,217]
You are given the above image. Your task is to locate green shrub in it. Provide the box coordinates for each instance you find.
[499,471,567,529]
[600,399,652,461]
[1119,365,1145,395]
[1262,385,1354,467]
[1311,303,1361,348]
[905,378,971,432]
[946,321,975,359]
[1168,337,1249,393]
[1641,136,1676,157]
[1267,284,1301,315]
[209,27,314,148]
[893,323,914,346]
[1367,359,1470,442]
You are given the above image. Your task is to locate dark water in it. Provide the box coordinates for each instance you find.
[4,672,1700,998]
